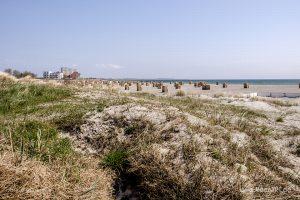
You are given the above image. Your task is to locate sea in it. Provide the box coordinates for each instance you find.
[136,79,300,85]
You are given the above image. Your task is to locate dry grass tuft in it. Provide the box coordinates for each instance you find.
[0,71,17,87]
[0,151,114,200]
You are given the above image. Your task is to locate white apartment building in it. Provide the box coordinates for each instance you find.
[43,71,64,79]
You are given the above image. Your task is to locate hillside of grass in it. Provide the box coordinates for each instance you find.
[0,75,299,199]
[0,76,115,199]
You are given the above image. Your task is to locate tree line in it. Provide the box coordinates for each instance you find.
[4,68,37,78]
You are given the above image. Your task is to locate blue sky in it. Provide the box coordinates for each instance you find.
[0,0,299,79]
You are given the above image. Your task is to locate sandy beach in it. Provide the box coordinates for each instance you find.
[119,83,300,97]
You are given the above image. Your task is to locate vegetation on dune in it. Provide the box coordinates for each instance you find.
[0,83,72,115]
[120,92,299,199]
[52,107,87,132]
[0,80,114,199]
[102,149,129,171]
[0,120,73,162]
[0,150,113,199]
[269,99,298,107]
[96,97,130,112]
[1,78,299,199]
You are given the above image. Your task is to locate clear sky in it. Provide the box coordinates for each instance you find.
[0,0,299,79]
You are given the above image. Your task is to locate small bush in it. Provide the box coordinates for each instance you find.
[176,90,185,97]
[102,149,128,171]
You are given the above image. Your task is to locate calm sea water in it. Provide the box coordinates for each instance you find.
[138,79,300,85]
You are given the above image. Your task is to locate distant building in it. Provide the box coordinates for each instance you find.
[43,71,52,79]
[68,71,80,79]
[43,71,64,79]
[60,67,79,79]
[61,67,73,76]
[60,67,80,79]
[43,67,80,79]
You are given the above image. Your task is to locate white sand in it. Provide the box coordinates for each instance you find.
[119,83,300,97]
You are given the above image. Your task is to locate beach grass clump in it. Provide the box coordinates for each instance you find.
[0,149,114,200]
[102,149,129,171]
[0,83,72,115]
[1,120,73,162]
[96,97,130,112]
[97,99,109,112]
[0,71,17,87]
[269,99,298,107]
[182,141,201,162]
[210,148,222,160]
[128,150,243,200]
[175,90,185,96]
[52,107,86,132]
[259,125,272,136]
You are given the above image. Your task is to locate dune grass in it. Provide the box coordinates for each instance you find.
[0,81,114,199]
[102,149,129,171]
[0,83,72,115]
[1,78,299,199]
[1,120,73,162]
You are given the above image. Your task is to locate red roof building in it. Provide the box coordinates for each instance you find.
[68,71,80,79]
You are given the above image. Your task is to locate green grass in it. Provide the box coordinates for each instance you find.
[102,149,129,171]
[1,120,73,162]
[260,125,272,136]
[52,107,86,132]
[160,96,266,119]
[97,100,108,112]
[210,148,222,160]
[96,97,130,112]
[0,83,72,115]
